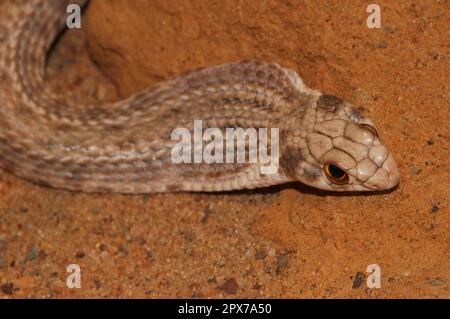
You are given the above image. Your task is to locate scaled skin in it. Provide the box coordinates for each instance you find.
[282,94,400,192]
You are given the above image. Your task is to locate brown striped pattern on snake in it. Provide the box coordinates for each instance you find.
[0,0,399,193]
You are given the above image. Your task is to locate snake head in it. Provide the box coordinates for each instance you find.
[283,94,400,192]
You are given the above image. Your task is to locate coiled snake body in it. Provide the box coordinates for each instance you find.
[0,0,399,194]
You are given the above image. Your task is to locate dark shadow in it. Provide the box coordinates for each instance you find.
[45,1,91,71]
[194,182,400,198]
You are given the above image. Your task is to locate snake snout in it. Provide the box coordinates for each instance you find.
[363,153,400,190]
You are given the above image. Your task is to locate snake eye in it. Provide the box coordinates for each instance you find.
[360,124,379,138]
[324,164,349,185]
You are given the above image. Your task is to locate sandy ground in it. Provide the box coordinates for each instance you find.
[0,0,449,298]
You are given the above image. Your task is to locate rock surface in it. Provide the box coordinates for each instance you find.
[85,0,381,97]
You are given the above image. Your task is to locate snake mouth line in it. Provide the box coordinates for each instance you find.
[363,154,400,190]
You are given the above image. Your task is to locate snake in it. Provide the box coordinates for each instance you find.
[0,0,399,194]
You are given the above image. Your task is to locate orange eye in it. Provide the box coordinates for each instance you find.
[360,124,379,138]
[324,164,349,185]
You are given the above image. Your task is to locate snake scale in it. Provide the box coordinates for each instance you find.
[0,0,399,194]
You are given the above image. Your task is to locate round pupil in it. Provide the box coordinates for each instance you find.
[329,165,345,179]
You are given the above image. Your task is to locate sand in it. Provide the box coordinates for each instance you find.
[0,0,448,298]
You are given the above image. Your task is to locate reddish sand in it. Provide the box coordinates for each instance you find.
[0,0,448,298]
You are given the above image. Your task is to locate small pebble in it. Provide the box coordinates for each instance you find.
[415,60,425,69]
[244,248,254,259]
[268,248,276,257]
[431,203,440,214]
[75,251,86,259]
[38,250,48,259]
[221,278,238,294]
[253,283,263,290]
[401,270,411,277]
[409,166,421,176]
[384,25,396,34]
[289,211,300,225]
[94,279,102,289]
[201,206,212,224]
[0,282,15,295]
[255,250,267,260]
[427,278,447,287]
[352,272,366,289]
[277,254,290,272]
